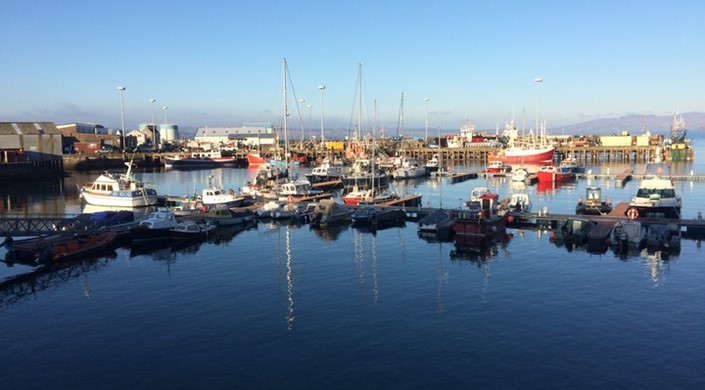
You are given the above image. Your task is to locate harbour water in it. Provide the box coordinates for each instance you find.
[2,140,705,388]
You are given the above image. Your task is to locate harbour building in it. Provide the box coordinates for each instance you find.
[0,121,64,180]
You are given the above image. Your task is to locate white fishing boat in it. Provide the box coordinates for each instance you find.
[80,159,158,208]
[391,156,426,179]
[627,162,682,219]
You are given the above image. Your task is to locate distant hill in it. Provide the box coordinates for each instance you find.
[557,112,705,135]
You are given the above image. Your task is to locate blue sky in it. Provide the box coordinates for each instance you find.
[1,0,703,136]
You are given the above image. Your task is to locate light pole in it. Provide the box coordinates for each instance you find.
[318,85,325,147]
[534,77,543,134]
[149,99,156,125]
[299,98,305,141]
[307,104,313,140]
[162,106,168,124]
[117,86,126,150]
[424,97,430,142]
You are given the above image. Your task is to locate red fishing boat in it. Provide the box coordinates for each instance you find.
[246,152,268,168]
[452,187,508,245]
[536,165,574,183]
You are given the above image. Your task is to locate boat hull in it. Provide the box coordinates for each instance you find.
[81,189,158,207]
[490,146,555,164]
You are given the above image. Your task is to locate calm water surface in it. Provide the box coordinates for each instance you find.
[2,142,705,388]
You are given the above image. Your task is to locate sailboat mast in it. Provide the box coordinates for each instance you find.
[357,62,362,142]
[283,58,289,166]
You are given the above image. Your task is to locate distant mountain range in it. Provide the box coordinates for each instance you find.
[557,112,705,135]
[175,112,705,140]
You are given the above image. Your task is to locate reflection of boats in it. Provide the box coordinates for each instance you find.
[452,187,508,244]
[451,232,512,259]
[128,209,178,243]
[79,160,158,207]
[351,206,405,227]
[164,150,236,169]
[47,231,118,263]
[537,165,574,183]
[576,187,612,215]
[171,220,217,241]
[550,217,597,249]
[646,223,681,253]
[627,162,681,219]
[610,220,646,255]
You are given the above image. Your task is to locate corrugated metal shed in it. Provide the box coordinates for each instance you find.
[0,122,62,136]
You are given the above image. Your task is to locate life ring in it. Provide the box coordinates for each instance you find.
[626,208,639,220]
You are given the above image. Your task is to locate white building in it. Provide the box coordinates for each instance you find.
[195,123,277,148]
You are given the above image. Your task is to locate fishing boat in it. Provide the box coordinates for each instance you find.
[276,177,325,202]
[665,113,693,162]
[171,219,217,241]
[198,206,255,226]
[576,187,612,215]
[201,185,246,209]
[391,156,426,180]
[305,159,343,183]
[558,157,586,174]
[417,208,451,233]
[452,187,509,245]
[128,209,178,243]
[536,165,574,183]
[446,119,491,148]
[306,199,353,228]
[511,167,530,182]
[79,160,158,208]
[424,154,440,172]
[505,193,532,212]
[486,160,512,174]
[342,159,388,190]
[342,186,398,206]
[164,150,236,169]
[246,152,270,168]
[46,231,118,263]
[626,162,682,219]
[488,120,555,164]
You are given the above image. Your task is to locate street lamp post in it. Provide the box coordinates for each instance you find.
[149,98,156,146]
[163,106,168,124]
[117,86,126,150]
[149,99,156,125]
[318,85,325,147]
[307,104,313,140]
[424,97,430,142]
[534,78,543,134]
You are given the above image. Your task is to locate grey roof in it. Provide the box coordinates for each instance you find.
[0,122,61,136]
